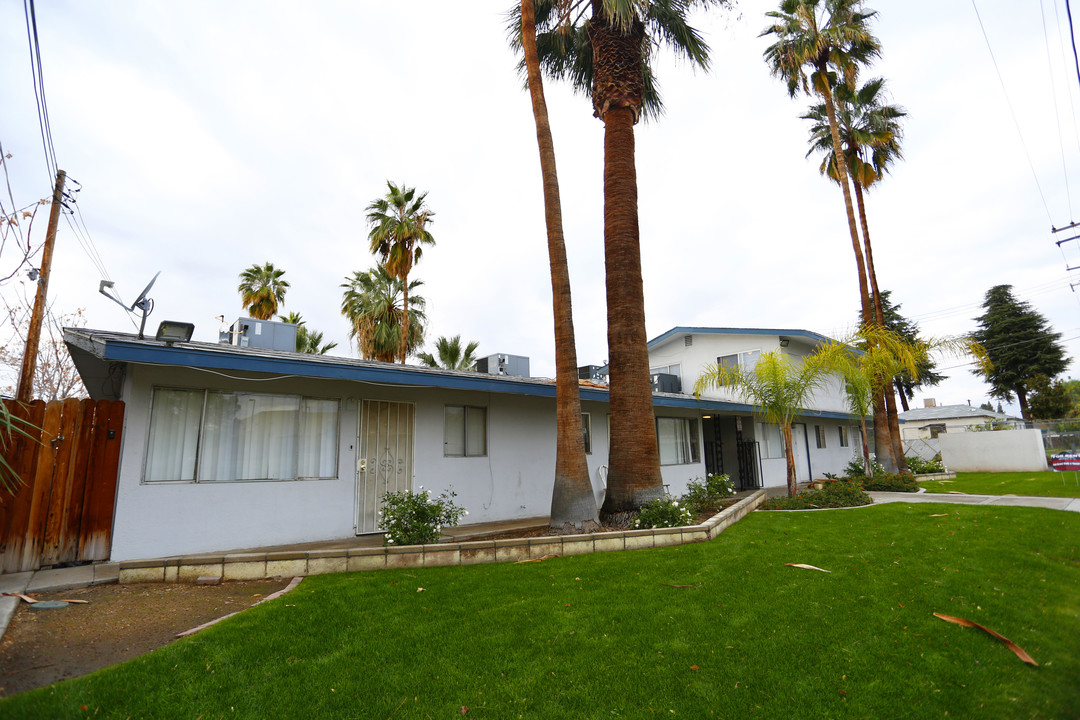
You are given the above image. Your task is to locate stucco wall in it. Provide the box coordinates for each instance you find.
[108,365,713,561]
[939,429,1047,472]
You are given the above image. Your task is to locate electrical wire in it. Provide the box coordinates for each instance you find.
[971,0,1054,224]
[23,0,57,183]
[1042,0,1073,221]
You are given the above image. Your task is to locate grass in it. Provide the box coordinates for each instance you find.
[920,471,1080,498]
[3,504,1079,719]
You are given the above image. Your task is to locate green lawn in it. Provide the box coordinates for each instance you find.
[920,471,1080,497]
[3,504,1078,719]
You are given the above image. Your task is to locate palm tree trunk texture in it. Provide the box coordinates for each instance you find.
[895,379,910,412]
[782,423,797,497]
[599,105,664,512]
[854,182,906,472]
[522,0,599,531]
[859,417,872,475]
[819,77,894,471]
[399,269,411,364]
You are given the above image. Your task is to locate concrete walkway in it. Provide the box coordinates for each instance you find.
[868,491,1080,512]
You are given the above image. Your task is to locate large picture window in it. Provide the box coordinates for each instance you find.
[144,388,340,483]
[756,422,785,459]
[656,417,700,466]
[444,406,487,457]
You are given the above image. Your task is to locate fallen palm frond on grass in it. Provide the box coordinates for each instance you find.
[2,504,1077,719]
[933,613,1038,666]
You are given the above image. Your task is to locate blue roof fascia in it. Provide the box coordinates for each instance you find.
[92,336,856,420]
[647,326,835,350]
[99,340,561,397]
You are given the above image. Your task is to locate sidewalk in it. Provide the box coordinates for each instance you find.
[867,491,1080,512]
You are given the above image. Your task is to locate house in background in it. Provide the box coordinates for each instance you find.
[65,323,864,562]
[898,399,1023,440]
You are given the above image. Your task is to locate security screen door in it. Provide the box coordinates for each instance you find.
[357,400,415,534]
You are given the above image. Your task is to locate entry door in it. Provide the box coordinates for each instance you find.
[791,423,812,482]
[357,400,415,534]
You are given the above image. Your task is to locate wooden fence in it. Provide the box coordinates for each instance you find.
[0,398,124,574]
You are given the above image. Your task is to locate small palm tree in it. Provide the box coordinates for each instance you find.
[238,262,289,320]
[366,182,435,364]
[341,265,426,362]
[695,349,844,497]
[417,335,480,371]
[278,312,338,355]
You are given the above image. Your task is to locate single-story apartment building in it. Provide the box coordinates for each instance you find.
[65,323,865,562]
[897,401,1022,440]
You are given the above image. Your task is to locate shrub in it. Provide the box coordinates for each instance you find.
[378,486,467,546]
[906,455,945,474]
[681,473,735,514]
[860,472,919,492]
[844,455,886,479]
[760,480,871,510]
[634,496,693,529]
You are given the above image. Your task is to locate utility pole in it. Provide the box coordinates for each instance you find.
[16,169,66,403]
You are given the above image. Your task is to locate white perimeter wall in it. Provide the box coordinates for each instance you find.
[939,429,1048,472]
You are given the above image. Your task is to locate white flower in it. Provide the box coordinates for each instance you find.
[387,538,394,544]
[464,510,469,516]
[672,501,679,507]
[418,485,424,489]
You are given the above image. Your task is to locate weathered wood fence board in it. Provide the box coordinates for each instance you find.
[0,399,124,574]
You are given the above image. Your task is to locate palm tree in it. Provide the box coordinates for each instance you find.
[238,262,289,320]
[278,312,338,355]
[366,182,435,364]
[762,0,881,461]
[341,265,426,362]
[512,0,599,532]
[418,335,481,371]
[515,0,724,512]
[695,348,845,497]
[802,76,908,468]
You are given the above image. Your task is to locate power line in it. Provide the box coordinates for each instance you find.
[971,0,1054,224]
[1042,0,1073,221]
[23,0,57,183]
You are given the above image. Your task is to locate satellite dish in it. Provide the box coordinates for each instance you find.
[96,271,162,339]
[131,271,160,311]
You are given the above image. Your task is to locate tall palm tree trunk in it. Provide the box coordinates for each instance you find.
[854,182,906,472]
[522,0,599,531]
[895,379,910,412]
[819,75,894,471]
[399,270,411,364]
[599,104,664,512]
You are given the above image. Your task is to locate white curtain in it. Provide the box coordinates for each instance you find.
[657,417,689,465]
[299,398,339,478]
[145,389,203,481]
[466,407,486,456]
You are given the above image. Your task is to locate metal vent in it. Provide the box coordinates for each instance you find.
[684,335,693,347]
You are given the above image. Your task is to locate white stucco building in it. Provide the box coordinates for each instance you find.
[66,324,864,561]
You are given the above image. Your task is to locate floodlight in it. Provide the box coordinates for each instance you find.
[155,321,194,344]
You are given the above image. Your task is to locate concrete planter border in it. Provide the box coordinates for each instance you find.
[119,489,767,584]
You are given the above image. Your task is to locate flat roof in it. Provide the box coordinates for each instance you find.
[64,327,854,420]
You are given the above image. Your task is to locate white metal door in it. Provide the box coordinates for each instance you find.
[356,400,415,534]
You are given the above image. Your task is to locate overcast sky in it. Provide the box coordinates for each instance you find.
[2,0,1080,415]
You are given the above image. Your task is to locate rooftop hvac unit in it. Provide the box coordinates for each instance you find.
[475,353,530,378]
[219,317,297,352]
[578,365,606,382]
[650,372,682,393]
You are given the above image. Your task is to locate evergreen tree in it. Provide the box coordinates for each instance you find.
[978,401,994,412]
[1027,374,1073,420]
[972,284,1068,420]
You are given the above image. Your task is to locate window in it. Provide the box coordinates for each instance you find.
[838,425,850,448]
[444,406,487,457]
[582,413,592,454]
[815,425,826,449]
[715,350,761,384]
[144,388,339,483]
[656,417,700,465]
[650,363,681,377]
[756,422,784,459]
[929,424,947,439]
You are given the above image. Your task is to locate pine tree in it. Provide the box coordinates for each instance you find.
[972,285,1068,420]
